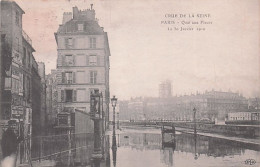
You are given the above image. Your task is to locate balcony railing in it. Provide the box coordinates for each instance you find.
[22,30,32,46]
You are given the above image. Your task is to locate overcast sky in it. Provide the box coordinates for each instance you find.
[16,0,259,100]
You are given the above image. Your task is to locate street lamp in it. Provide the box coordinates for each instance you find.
[111,96,117,108]
[111,96,118,167]
[111,96,117,135]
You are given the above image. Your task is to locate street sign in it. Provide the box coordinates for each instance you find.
[0,120,9,130]
[11,106,24,119]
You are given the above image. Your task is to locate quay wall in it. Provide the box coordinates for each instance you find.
[120,121,260,137]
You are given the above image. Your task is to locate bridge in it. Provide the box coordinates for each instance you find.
[118,120,260,148]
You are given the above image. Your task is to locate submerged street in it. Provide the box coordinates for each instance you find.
[110,128,260,167]
[27,127,260,167]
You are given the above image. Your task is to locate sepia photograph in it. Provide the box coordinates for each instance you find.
[0,0,259,166]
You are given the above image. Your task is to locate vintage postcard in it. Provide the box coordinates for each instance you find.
[0,0,259,166]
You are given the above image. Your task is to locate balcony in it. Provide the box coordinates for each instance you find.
[22,30,32,46]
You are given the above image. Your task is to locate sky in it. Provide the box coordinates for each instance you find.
[15,0,260,100]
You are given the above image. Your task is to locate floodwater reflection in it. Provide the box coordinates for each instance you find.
[53,128,260,167]
[112,128,260,167]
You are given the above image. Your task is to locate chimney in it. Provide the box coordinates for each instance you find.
[62,12,72,24]
[73,6,79,19]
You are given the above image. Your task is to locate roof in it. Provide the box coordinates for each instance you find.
[57,19,104,35]
[1,1,25,14]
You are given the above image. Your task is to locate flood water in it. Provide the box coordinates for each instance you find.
[110,128,260,167]
[52,127,260,167]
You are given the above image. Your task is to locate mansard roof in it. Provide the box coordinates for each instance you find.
[57,19,104,35]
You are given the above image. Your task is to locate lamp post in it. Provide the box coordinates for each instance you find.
[193,107,196,134]
[111,96,117,136]
[111,96,117,167]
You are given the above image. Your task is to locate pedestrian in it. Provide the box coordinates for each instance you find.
[1,120,23,167]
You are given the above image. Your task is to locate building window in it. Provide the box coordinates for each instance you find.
[15,11,19,26]
[4,77,11,90]
[68,38,73,46]
[90,71,97,84]
[12,66,20,77]
[90,37,96,48]
[23,48,26,66]
[2,104,11,120]
[65,72,72,84]
[62,72,75,84]
[64,55,74,66]
[12,78,19,94]
[78,24,84,31]
[28,52,31,68]
[65,90,73,102]
[15,37,19,52]
[89,55,97,66]
[65,38,73,48]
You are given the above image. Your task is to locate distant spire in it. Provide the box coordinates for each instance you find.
[91,4,93,10]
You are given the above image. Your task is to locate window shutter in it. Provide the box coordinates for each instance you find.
[90,71,93,84]
[62,55,65,66]
[73,55,75,66]
[73,72,76,83]
[97,55,100,66]
[62,72,65,83]
[85,71,88,83]
[73,90,77,102]
[72,38,75,48]
[86,55,89,66]
[93,38,96,48]
[65,38,68,48]
[89,38,92,48]
[94,72,97,84]
[84,23,87,31]
[61,90,65,102]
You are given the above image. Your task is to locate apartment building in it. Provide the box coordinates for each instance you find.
[0,0,45,163]
[55,6,110,130]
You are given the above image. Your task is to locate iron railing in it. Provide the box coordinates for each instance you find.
[17,133,95,165]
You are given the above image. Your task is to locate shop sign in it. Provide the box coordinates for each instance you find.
[11,106,24,119]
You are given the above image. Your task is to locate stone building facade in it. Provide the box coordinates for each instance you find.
[37,62,47,134]
[55,6,110,130]
[1,0,35,135]
[159,80,172,98]
[31,58,42,137]
[0,0,45,164]
[119,90,248,122]
[46,69,58,132]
